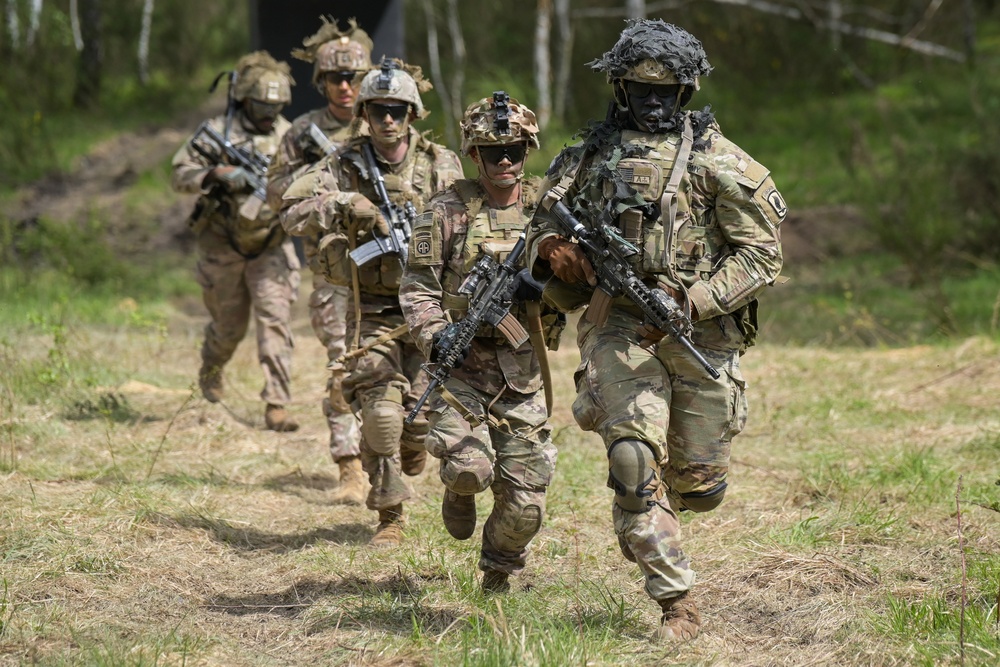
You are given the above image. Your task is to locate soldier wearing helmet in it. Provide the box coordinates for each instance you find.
[280,58,463,547]
[526,20,786,641]
[400,93,563,594]
[171,51,300,432]
[266,18,374,507]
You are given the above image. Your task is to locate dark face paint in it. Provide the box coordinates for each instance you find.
[624,80,681,133]
[247,100,284,131]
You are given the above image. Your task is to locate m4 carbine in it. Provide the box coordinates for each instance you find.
[297,122,338,162]
[190,121,271,220]
[405,233,531,424]
[541,197,720,380]
[348,142,416,268]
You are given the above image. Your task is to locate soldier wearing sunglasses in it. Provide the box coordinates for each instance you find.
[400,93,565,594]
[280,59,463,547]
[527,19,786,643]
[266,18,373,506]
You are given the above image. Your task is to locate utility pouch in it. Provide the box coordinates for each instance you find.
[187,195,215,236]
[733,298,760,352]
[316,231,352,287]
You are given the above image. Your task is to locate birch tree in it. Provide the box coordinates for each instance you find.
[445,0,465,123]
[73,0,102,108]
[625,0,646,19]
[553,0,573,124]
[6,0,20,49]
[534,0,552,130]
[70,0,83,51]
[421,0,457,147]
[138,0,154,84]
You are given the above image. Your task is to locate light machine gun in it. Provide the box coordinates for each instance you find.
[541,197,720,380]
[404,233,531,425]
[348,142,417,268]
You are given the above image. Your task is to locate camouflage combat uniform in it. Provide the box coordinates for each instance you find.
[172,111,299,410]
[527,88,785,603]
[268,107,360,460]
[280,124,462,511]
[400,178,560,578]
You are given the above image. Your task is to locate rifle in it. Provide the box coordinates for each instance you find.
[541,198,720,380]
[190,121,271,221]
[405,233,531,425]
[298,122,339,161]
[348,142,417,267]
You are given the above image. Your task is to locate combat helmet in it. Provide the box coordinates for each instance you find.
[460,92,540,155]
[354,58,432,119]
[589,19,712,93]
[291,16,373,87]
[232,51,294,104]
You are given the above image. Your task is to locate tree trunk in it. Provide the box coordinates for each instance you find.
[421,0,457,148]
[6,0,20,49]
[73,0,102,108]
[625,0,646,19]
[961,0,975,63]
[70,0,82,51]
[445,0,465,125]
[553,0,573,124]
[138,0,154,85]
[534,0,552,130]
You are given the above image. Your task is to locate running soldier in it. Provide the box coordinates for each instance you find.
[526,20,785,641]
[280,59,463,546]
[172,51,300,432]
[400,94,562,593]
[267,18,372,503]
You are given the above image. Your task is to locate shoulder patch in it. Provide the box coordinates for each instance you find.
[409,210,442,266]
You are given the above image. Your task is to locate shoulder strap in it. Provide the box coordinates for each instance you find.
[659,114,694,231]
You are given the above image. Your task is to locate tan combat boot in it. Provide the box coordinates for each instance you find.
[330,456,366,505]
[198,364,224,403]
[441,489,477,540]
[481,570,510,594]
[651,591,701,643]
[368,503,404,547]
[265,404,300,432]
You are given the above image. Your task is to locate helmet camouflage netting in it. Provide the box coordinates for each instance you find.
[460,92,540,154]
[354,58,433,119]
[292,16,373,84]
[233,51,294,103]
[588,19,712,88]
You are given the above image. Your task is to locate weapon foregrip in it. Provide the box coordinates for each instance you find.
[405,376,440,425]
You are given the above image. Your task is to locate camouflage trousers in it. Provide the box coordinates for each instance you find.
[572,316,748,601]
[308,275,360,461]
[426,378,556,575]
[195,240,300,406]
[342,308,429,511]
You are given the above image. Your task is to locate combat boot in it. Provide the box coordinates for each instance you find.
[369,503,404,547]
[265,404,300,432]
[401,445,427,476]
[481,569,510,594]
[198,364,224,403]
[441,489,476,540]
[651,591,701,643]
[330,456,366,505]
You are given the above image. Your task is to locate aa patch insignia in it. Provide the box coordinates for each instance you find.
[764,188,787,220]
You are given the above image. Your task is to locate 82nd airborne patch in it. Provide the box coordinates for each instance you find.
[764,187,787,220]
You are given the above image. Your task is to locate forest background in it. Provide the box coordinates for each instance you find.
[1,1,999,666]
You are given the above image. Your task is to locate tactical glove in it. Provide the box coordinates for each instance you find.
[510,268,545,302]
[537,236,598,286]
[430,324,471,369]
[346,194,390,236]
[212,166,253,193]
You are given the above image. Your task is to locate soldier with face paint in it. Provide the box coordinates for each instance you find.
[400,93,564,593]
[266,18,373,505]
[280,59,463,547]
[526,20,785,642]
[172,51,300,432]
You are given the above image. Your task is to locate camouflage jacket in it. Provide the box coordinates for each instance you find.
[265,108,355,265]
[279,127,463,312]
[526,112,784,350]
[171,111,291,256]
[400,178,559,396]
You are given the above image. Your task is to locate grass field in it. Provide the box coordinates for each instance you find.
[1,275,998,666]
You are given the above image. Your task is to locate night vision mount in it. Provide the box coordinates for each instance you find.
[492,91,511,136]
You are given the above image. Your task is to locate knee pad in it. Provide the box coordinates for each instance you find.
[607,439,660,513]
[361,399,403,456]
[679,481,728,513]
[509,504,542,538]
[450,469,492,495]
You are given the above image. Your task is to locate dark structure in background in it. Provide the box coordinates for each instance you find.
[250,0,405,120]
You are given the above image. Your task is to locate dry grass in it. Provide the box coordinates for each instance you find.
[2,284,999,666]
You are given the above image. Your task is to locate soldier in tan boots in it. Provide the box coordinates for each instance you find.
[267,18,373,503]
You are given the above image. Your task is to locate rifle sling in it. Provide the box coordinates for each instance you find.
[334,323,409,365]
[525,301,553,416]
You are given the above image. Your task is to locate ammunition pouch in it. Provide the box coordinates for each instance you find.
[316,231,352,286]
[733,298,759,352]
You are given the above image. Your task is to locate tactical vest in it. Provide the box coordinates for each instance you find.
[441,180,565,351]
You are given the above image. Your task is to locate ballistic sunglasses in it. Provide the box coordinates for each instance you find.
[477,143,527,165]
